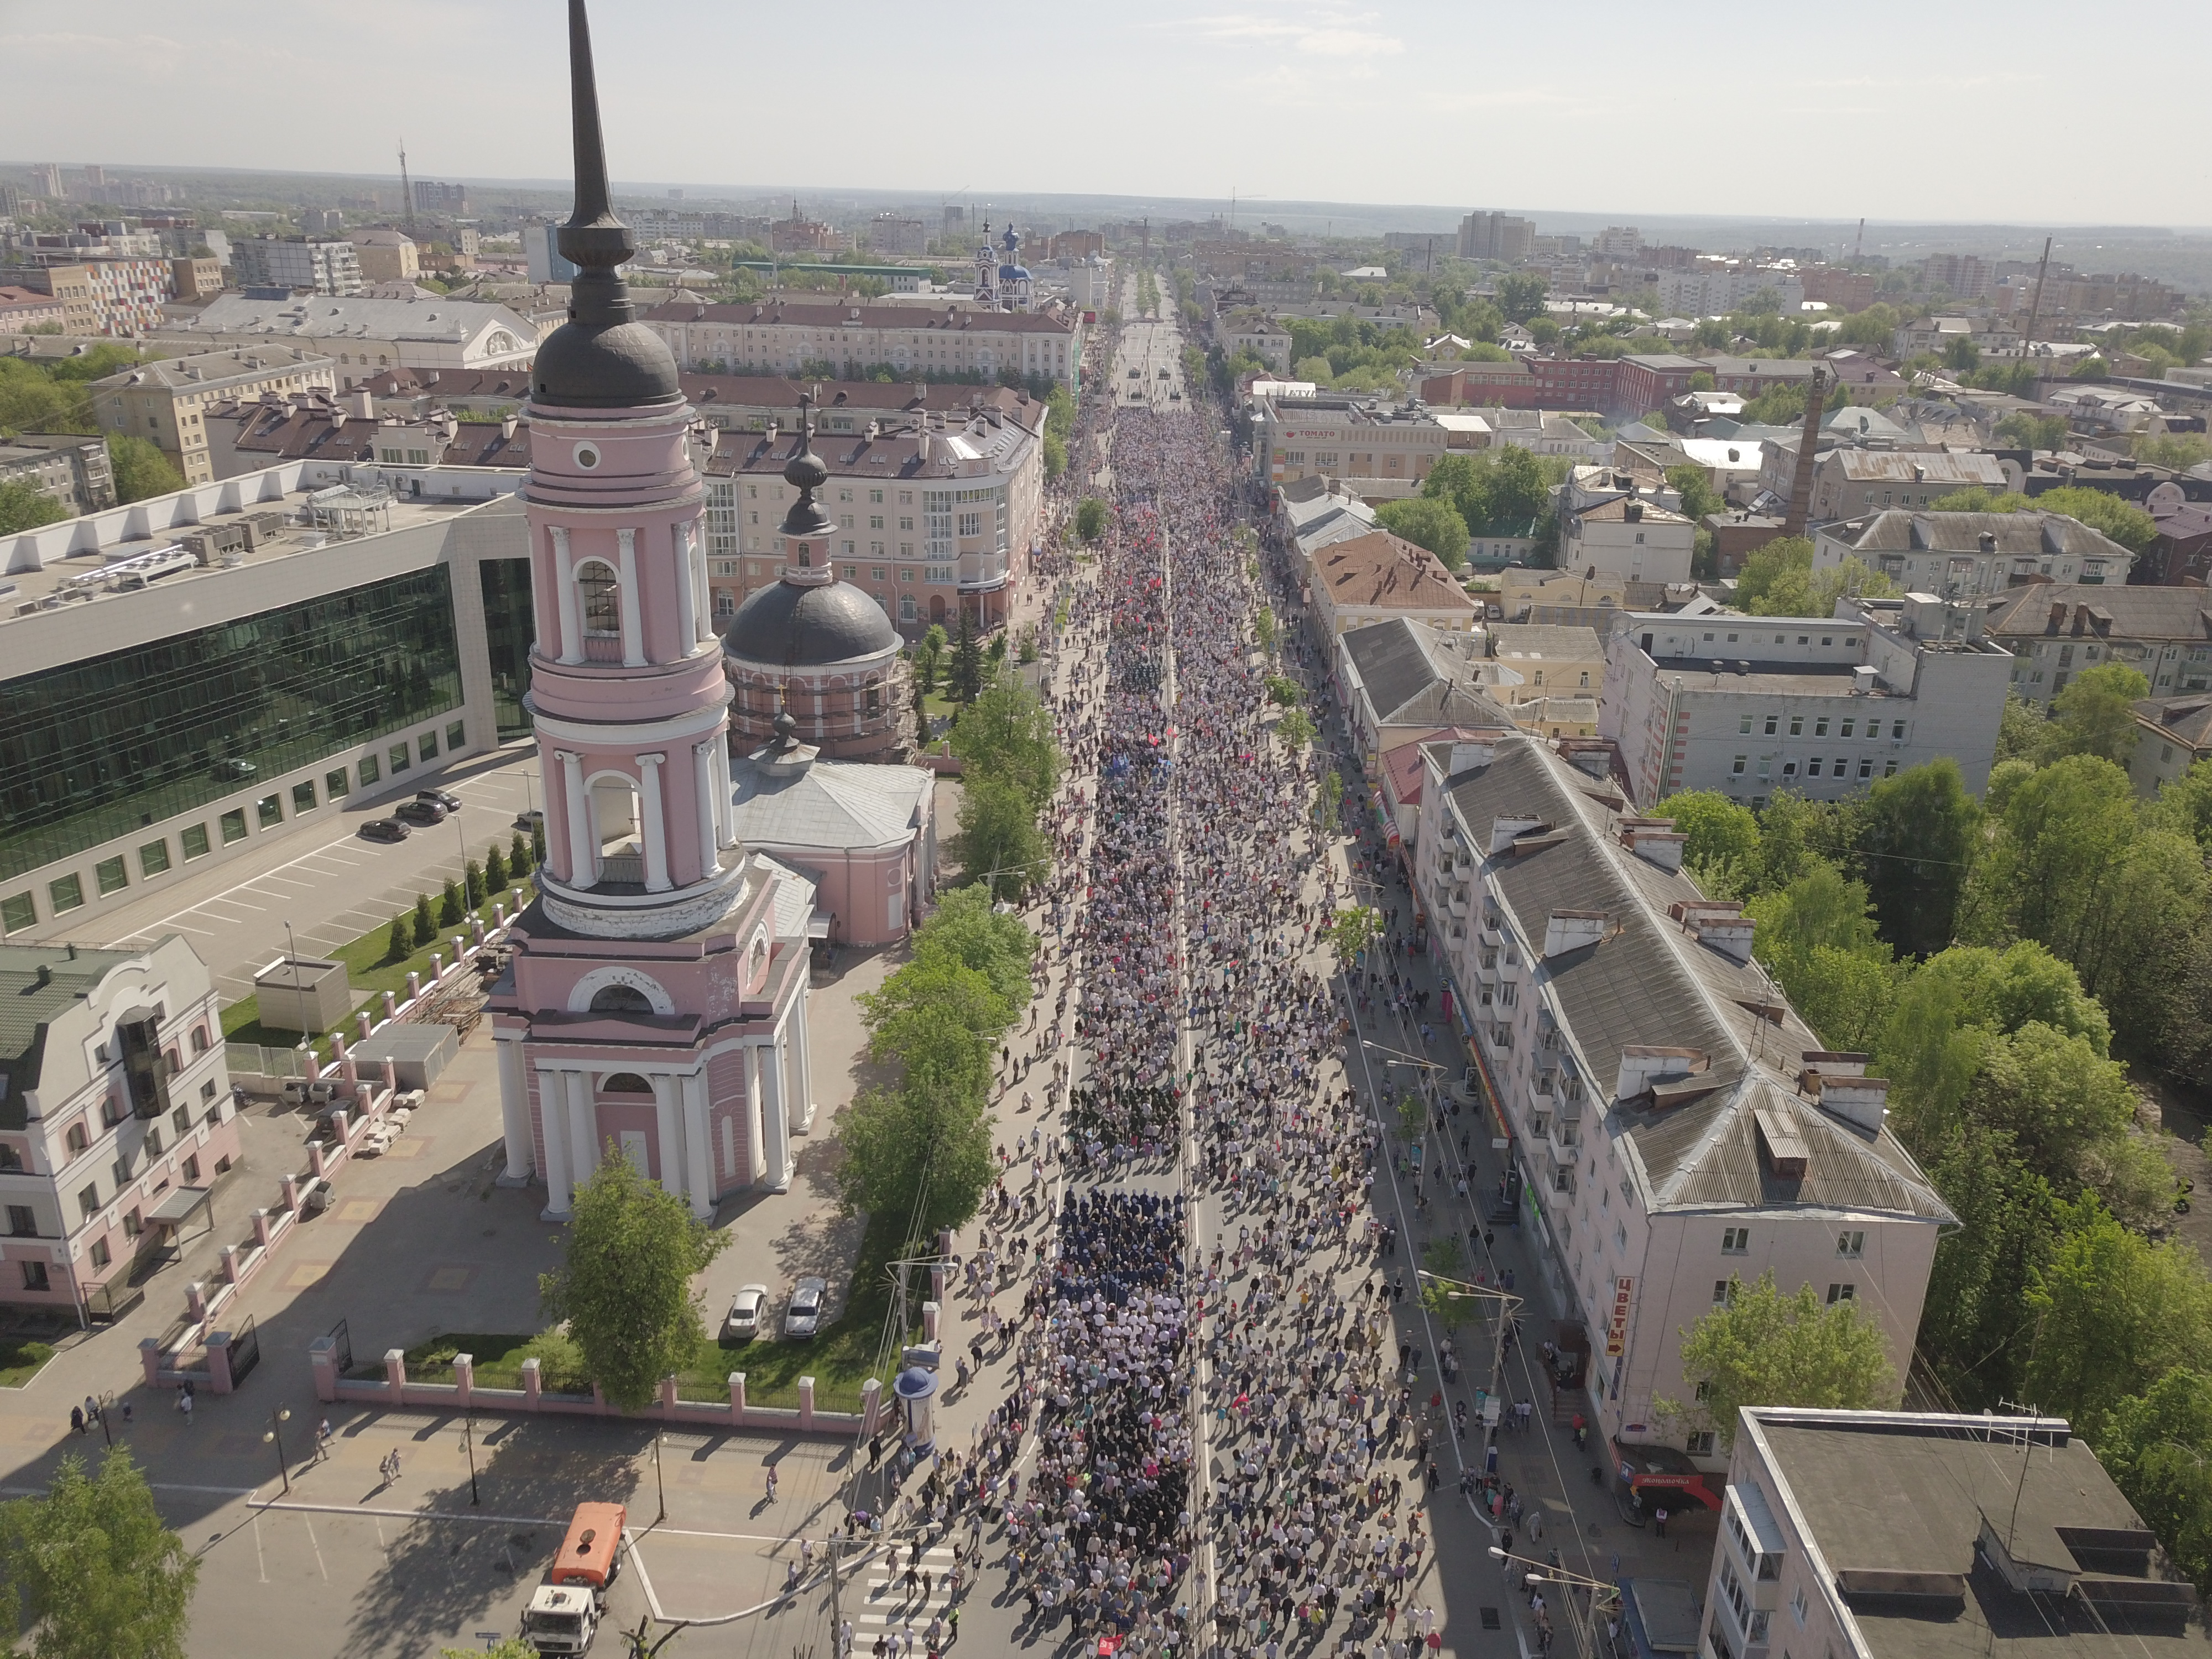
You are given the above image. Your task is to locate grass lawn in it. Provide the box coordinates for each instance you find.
[0,1340,58,1389]
[385,1209,917,1416]
[221,875,538,1059]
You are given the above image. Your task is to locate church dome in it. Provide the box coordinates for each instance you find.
[532,311,681,409]
[724,578,898,668]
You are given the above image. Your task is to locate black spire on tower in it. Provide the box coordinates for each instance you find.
[531,0,681,410]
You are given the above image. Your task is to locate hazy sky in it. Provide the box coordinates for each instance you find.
[8,0,2208,227]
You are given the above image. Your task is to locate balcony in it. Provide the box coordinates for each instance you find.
[1447,888,1471,918]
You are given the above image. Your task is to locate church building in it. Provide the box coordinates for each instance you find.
[489,0,818,1217]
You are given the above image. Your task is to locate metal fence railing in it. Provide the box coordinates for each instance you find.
[226,1042,310,1080]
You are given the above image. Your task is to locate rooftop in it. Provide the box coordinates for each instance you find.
[1831,509,2136,563]
[2137,695,2212,750]
[90,346,341,394]
[728,755,930,851]
[644,298,1074,335]
[1313,530,1479,618]
[168,293,538,345]
[1745,1408,2201,1659]
[0,943,140,1125]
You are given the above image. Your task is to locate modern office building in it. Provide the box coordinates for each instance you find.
[230,236,364,296]
[0,461,536,943]
[0,935,241,1317]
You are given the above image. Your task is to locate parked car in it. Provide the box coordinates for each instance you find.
[722,1284,769,1343]
[516,807,546,832]
[783,1276,827,1339]
[416,788,463,813]
[359,818,411,842]
[395,799,446,826]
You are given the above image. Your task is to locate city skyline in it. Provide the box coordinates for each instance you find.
[6,0,2209,227]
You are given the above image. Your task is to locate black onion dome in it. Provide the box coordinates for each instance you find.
[531,0,681,411]
[724,581,899,667]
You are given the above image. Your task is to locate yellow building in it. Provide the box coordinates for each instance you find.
[92,347,337,486]
[350,228,420,284]
[1486,623,1606,704]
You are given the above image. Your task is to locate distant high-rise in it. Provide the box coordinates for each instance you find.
[30,164,62,200]
[943,204,965,237]
[82,164,106,190]
[412,179,469,217]
[1458,210,1533,263]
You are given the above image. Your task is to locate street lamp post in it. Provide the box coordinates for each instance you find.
[262,1405,293,1495]
[653,1430,666,1524]
[463,1411,480,1506]
[1417,1268,1523,1410]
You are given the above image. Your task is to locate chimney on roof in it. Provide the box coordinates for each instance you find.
[1781,366,1830,536]
[347,386,373,419]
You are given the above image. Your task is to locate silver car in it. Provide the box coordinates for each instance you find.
[722,1283,769,1343]
[783,1276,827,1339]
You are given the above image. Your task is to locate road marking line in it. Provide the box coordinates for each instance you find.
[302,1512,329,1582]
[253,1514,267,1583]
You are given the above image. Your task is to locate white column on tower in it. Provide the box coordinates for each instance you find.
[616,525,644,666]
[638,753,669,891]
[651,1072,685,1202]
[551,525,582,665]
[687,521,712,645]
[789,988,816,1133]
[555,749,593,885]
[692,739,719,879]
[672,523,696,650]
[759,1031,791,1191]
[743,1044,764,1186]
[495,1031,532,1181]
[681,1068,714,1220]
[536,1064,573,1216]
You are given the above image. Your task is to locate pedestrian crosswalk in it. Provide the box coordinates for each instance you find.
[854,1542,961,1628]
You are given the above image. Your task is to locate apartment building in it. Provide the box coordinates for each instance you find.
[1220,313,1293,372]
[231,236,364,296]
[1600,594,2015,806]
[678,375,1048,443]
[1802,450,2011,523]
[0,434,114,517]
[1334,617,1514,766]
[2131,694,2212,797]
[1251,394,1448,497]
[161,294,540,385]
[349,228,420,284]
[1459,212,1534,263]
[0,259,174,336]
[0,287,69,333]
[1700,1410,2194,1659]
[1487,623,1605,703]
[0,937,242,1317]
[1657,269,1805,315]
[700,404,1043,636]
[1814,508,2134,597]
[1559,496,1695,586]
[1983,583,2212,705]
[1417,734,1951,1472]
[1305,529,1479,640]
[642,299,1082,392]
[91,348,338,487]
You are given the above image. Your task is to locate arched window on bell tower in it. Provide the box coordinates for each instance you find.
[578,560,620,635]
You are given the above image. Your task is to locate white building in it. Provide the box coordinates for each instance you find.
[1559,495,1695,586]
[641,298,1081,392]
[1599,594,2016,807]
[1813,507,2135,597]
[0,936,241,1317]
[230,236,364,296]
[1418,733,1952,1474]
[161,294,542,387]
[1658,269,1804,316]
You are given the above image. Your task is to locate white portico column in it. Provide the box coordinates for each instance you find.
[789,990,816,1134]
[617,526,644,666]
[651,1072,685,1201]
[551,526,582,665]
[759,1035,791,1192]
[638,753,670,891]
[672,524,697,651]
[686,522,712,646]
[495,1031,532,1181]
[566,1070,598,1188]
[743,1045,765,1187]
[536,1065,574,1218]
[681,1069,714,1220]
[692,740,719,879]
[555,750,593,886]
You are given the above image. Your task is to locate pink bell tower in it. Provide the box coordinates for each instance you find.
[488,0,816,1218]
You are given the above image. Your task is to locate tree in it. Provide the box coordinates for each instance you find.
[1855,759,1981,958]
[1665,464,1723,524]
[2042,661,2150,764]
[2149,759,2212,853]
[1316,767,1344,828]
[946,611,984,703]
[412,891,439,950]
[465,857,486,908]
[484,841,509,893]
[1264,673,1303,707]
[835,1072,995,1243]
[539,1152,728,1412]
[948,664,1062,810]
[1074,497,1109,542]
[1963,1020,2138,1192]
[0,1449,198,1659]
[0,478,66,536]
[1943,335,1982,373]
[1254,605,1277,655]
[1652,791,1761,891]
[1275,707,1316,752]
[439,876,464,927]
[2097,1369,2212,1594]
[384,911,412,965]
[1325,905,1384,972]
[1995,410,2069,451]
[952,774,1047,899]
[1993,692,2047,765]
[2024,1198,2212,1438]
[510,828,534,877]
[1734,535,1895,616]
[1496,273,1548,324]
[1664,1272,1897,1449]
[916,623,947,693]
[1042,431,1068,481]
[1374,497,1469,569]
[106,434,182,504]
[907,885,1038,1010]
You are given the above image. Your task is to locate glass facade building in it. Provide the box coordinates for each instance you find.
[0,568,462,883]
[478,556,536,742]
